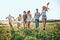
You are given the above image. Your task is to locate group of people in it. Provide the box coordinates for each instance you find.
[6,2,49,30]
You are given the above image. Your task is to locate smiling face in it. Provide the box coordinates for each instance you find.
[42,6,46,10]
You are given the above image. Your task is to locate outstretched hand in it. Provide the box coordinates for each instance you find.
[47,2,50,6]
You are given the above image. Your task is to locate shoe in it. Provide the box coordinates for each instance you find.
[43,28,45,30]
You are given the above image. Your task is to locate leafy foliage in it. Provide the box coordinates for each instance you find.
[0,22,60,40]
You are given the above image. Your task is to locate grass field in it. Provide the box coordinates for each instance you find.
[0,22,60,40]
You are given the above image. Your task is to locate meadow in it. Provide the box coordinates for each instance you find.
[0,22,60,40]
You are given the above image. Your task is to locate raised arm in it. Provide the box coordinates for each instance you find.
[47,2,49,7]
[46,2,50,11]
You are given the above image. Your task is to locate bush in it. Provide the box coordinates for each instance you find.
[0,26,11,40]
[25,36,37,40]
[14,35,24,40]
[23,29,33,36]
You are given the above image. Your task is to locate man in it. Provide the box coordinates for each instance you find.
[34,9,40,30]
[6,14,15,29]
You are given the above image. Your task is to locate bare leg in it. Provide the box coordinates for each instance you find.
[42,18,46,30]
[17,23,20,29]
[23,22,26,29]
[9,22,13,28]
[27,22,30,28]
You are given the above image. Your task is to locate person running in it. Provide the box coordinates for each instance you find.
[16,14,22,29]
[23,11,27,29]
[40,2,49,30]
[6,14,15,28]
[34,9,40,30]
[26,10,32,28]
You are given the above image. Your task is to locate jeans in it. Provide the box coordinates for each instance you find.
[35,19,39,29]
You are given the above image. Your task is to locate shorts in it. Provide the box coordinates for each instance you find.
[42,15,47,19]
[17,21,21,24]
[27,20,31,22]
[9,20,12,23]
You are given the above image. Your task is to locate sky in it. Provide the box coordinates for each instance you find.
[0,0,60,20]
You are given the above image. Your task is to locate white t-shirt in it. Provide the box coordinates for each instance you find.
[7,16,14,23]
[34,12,40,19]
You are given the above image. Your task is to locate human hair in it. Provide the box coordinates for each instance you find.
[23,11,26,13]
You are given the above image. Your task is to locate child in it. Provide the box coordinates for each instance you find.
[41,2,49,30]
[17,14,22,29]
[23,11,27,29]
[6,14,15,28]
[34,9,40,30]
[26,10,32,28]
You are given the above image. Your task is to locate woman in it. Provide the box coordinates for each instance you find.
[41,2,49,30]
[23,11,27,29]
[26,10,32,28]
[17,14,22,29]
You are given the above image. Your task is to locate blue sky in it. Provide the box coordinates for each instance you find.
[0,0,60,20]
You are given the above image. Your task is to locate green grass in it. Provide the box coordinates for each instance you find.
[0,22,60,40]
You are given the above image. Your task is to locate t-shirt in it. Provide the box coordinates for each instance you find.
[42,10,46,16]
[34,12,40,19]
[7,16,13,22]
[23,14,27,20]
